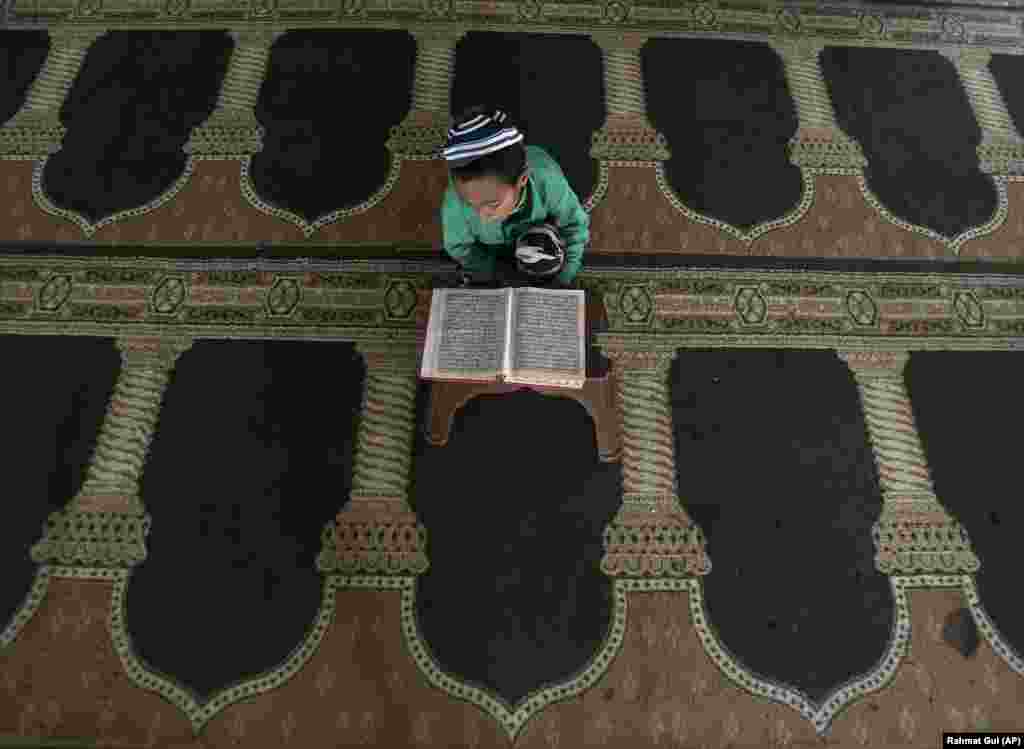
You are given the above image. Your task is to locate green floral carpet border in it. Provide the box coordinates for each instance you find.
[0,254,1022,351]
[6,0,1024,56]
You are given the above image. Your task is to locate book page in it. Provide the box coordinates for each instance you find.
[502,289,513,377]
[509,288,585,386]
[421,288,509,381]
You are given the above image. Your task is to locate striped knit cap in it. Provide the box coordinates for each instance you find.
[443,109,523,167]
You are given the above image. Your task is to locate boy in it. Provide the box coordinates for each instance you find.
[440,106,590,288]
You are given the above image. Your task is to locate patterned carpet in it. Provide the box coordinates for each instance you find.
[2,7,1024,748]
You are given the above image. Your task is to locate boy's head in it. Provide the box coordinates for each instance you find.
[444,105,529,223]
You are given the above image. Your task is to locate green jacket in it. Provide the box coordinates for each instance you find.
[440,145,590,285]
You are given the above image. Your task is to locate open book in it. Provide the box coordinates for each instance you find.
[420,286,586,389]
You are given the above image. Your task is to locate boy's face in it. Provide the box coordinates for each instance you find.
[455,171,529,223]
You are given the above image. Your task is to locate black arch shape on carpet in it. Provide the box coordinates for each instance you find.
[905,350,1024,663]
[645,37,802,233]
[45,30,233,225]
[822,45,997,241]
[127,339,363,700]
[672,348,891,703]
[0,335,118,639]
[410,382,622,707]
[251,29,416,226]
[0,30,50,126]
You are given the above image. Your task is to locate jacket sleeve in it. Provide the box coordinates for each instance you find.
[441,186,496,277]
[543,167,590,285]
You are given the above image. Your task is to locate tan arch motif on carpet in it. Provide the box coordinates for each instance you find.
[653,161,817,245]
[399,573,1024,740]
[240,151,609,239]
[240,151,405,239]
[684,573,909,735]
[3,557,1023,741]
[391,574,630,743]
[857,172,1008,256]
[37,563,342,735]
[117,564,333,733]
[28,154,197,239]
[624,575,1022,738]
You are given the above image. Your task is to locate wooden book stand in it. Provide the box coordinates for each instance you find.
[422,290,621,463]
